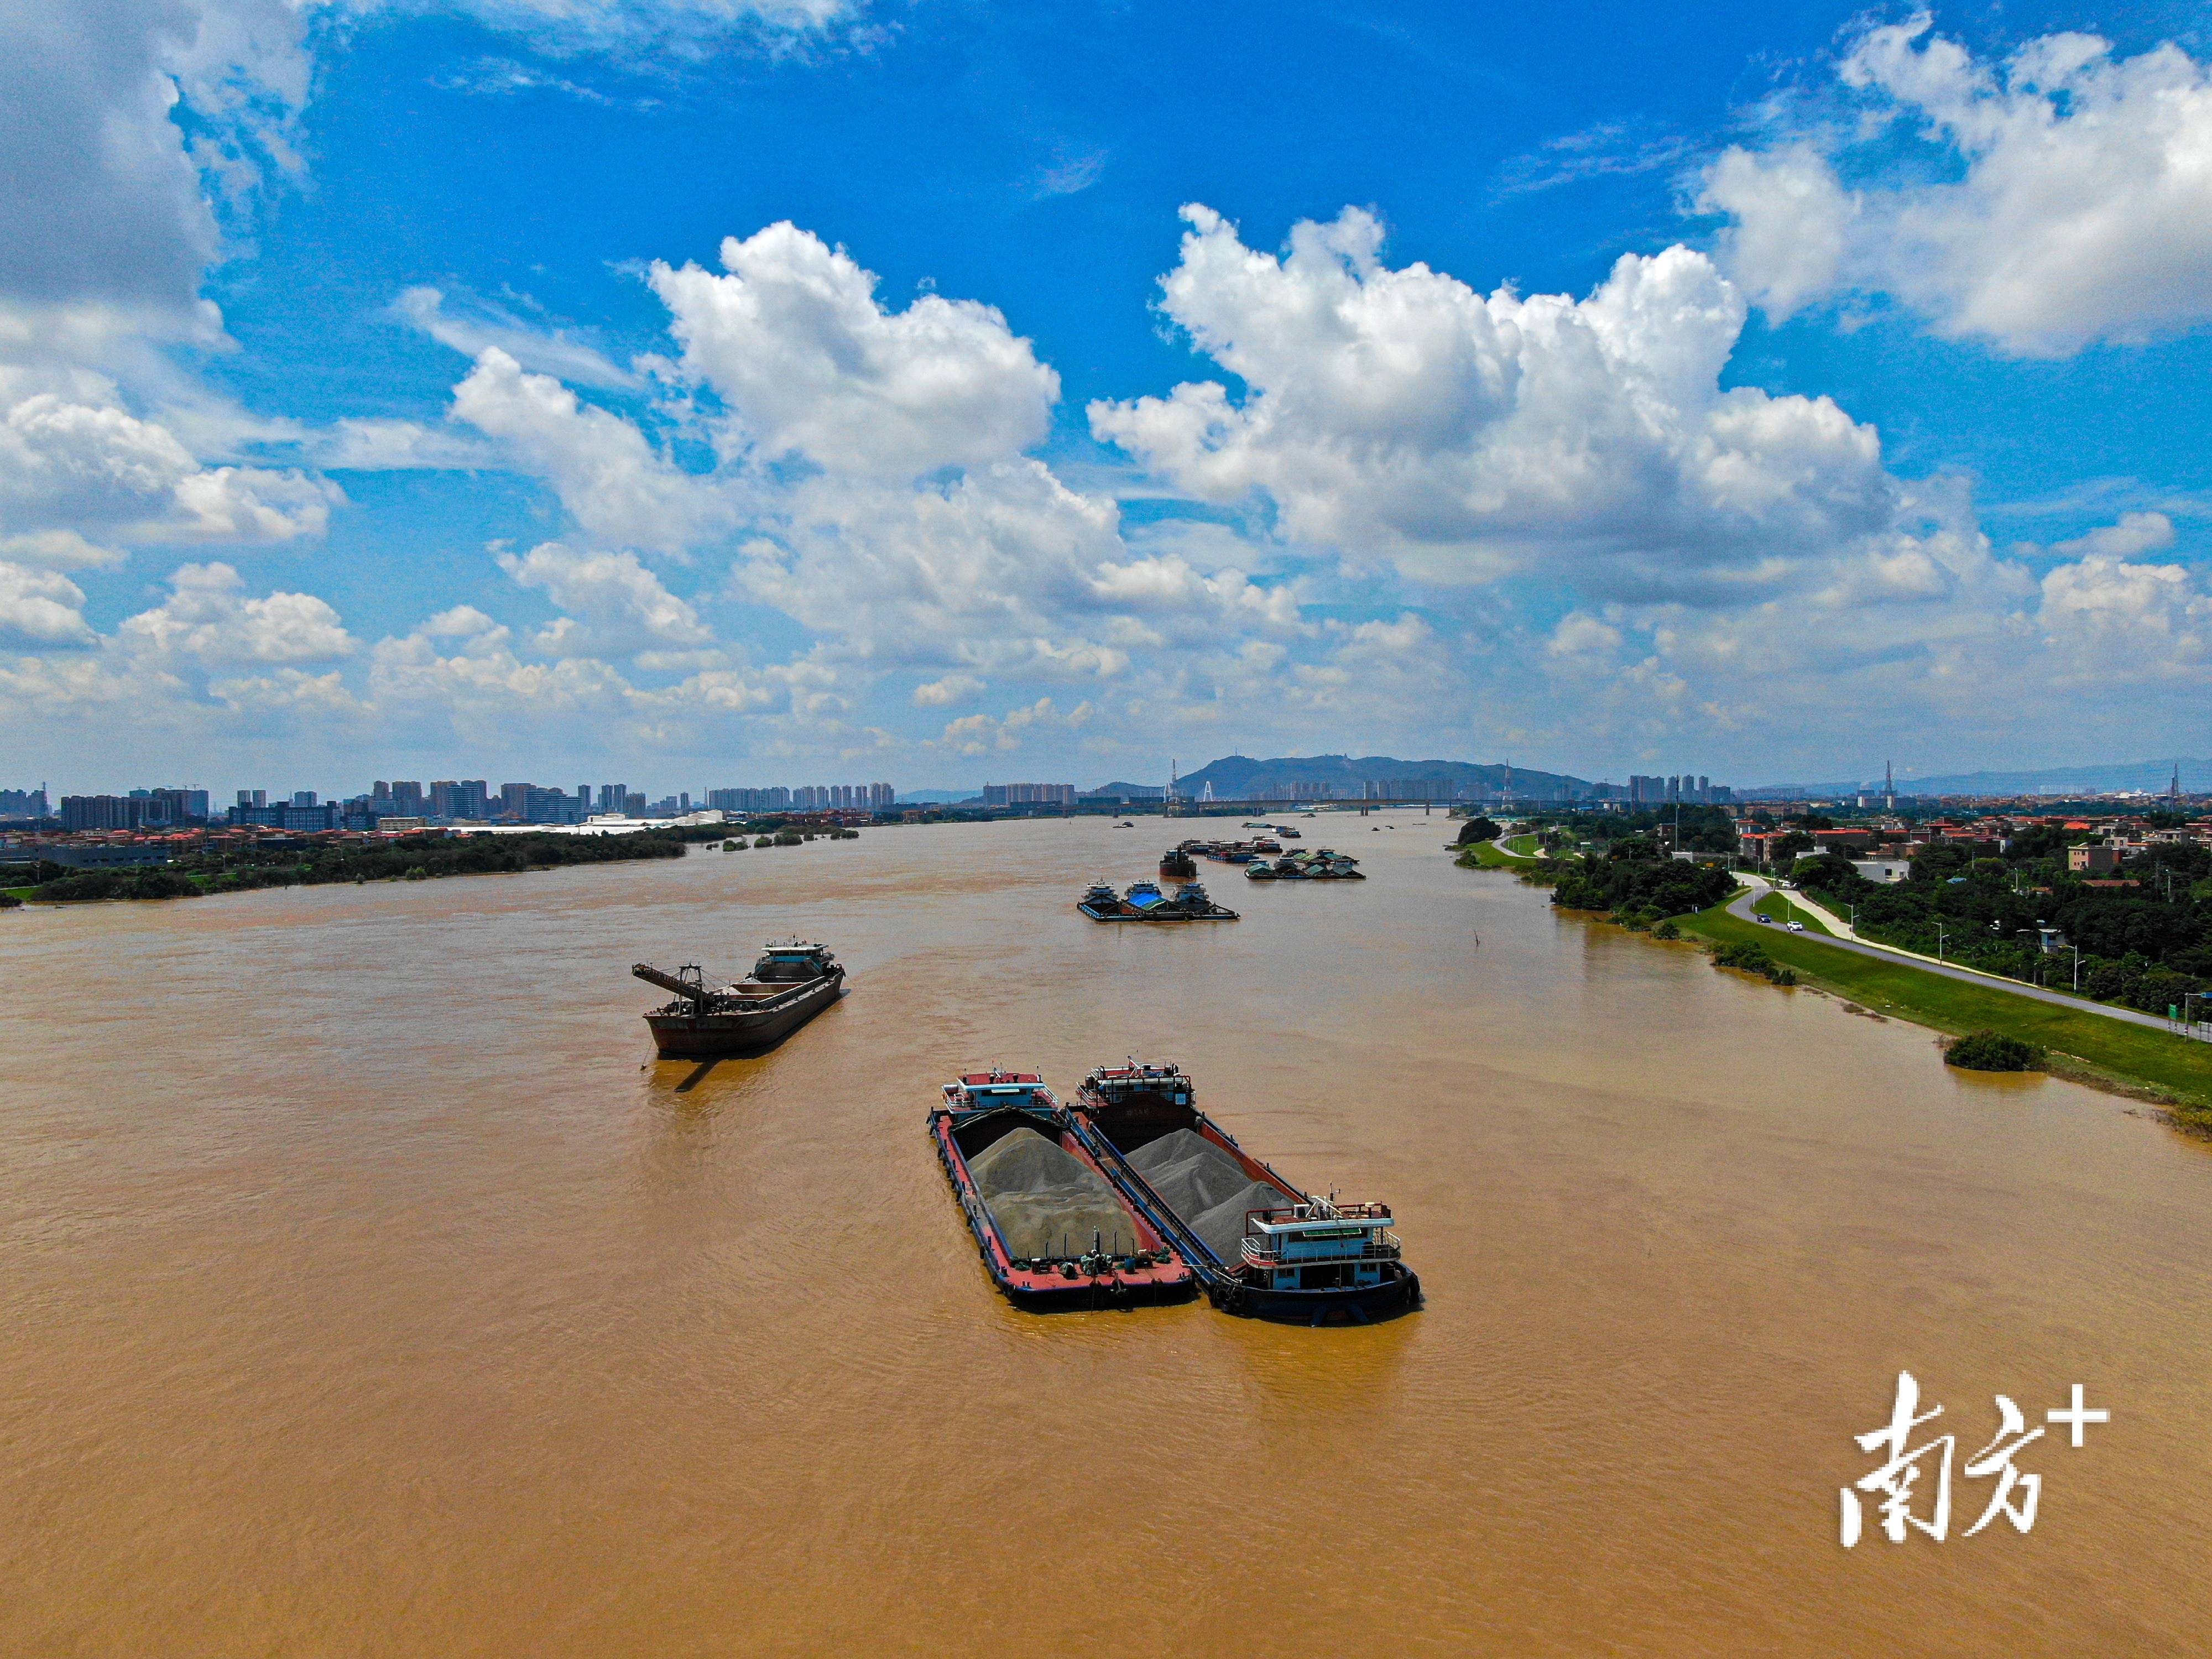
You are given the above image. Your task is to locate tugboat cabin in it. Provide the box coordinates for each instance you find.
[1240,1199,1400,1294]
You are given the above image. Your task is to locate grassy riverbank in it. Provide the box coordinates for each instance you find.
[1676,899,2212,1125]
[1457,839,1525,869]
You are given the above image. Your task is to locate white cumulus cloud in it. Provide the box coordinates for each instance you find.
[649,222,1058,477]
[2051,511,2176,559]
[451,347,727,553]
[0,392,337,545]
[120,562,355,664]
[499,540,713,655]
[1699,18,2212,354]
[1090,204,1897,602]
[0,563,94,648]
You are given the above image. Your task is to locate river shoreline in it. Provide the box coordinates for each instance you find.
[1456,851,2212,1124]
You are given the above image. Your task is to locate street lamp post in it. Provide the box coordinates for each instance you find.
[1937,920,1948,963]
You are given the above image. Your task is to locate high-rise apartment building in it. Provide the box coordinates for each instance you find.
[982,783,1075,807]
[429,780,490,821]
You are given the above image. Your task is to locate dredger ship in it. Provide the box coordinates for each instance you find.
[632,941,844,1057]
[1066,1060,1420,1323]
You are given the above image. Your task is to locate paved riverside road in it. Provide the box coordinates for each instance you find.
[1723,879,2208,1040]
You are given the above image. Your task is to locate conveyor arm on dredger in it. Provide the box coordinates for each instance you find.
[632,962,717,1008]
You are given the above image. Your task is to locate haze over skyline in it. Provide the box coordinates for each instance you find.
[3,1,2209,792]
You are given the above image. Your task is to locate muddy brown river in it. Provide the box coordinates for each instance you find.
[4,812,2208,1655]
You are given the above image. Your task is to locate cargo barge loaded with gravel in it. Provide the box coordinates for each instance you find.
[930,1071,1197,1311]
[1067,1061,1420,1324]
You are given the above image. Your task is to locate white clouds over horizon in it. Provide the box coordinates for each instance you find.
[1700,16,2212,355]
[13,198,2212,785]
[2,1,2209,789]
[1090,205,1899,604]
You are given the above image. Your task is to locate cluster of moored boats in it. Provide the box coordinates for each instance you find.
[1163,836,1364,881]
[1244,847,1363,880]
[929,1062,1420,1323]
[1078,878,1240,922]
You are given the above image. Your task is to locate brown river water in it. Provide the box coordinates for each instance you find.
[4,812,2209,1656]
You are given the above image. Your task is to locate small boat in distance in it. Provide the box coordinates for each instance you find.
[1125,879,1165,910]
[1160,844,1198,881]
[633,940,844,1057]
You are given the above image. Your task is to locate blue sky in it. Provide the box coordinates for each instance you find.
[4,0,2210,796]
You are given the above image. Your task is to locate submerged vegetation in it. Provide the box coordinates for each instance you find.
[1710,939,1797,986]
[1945,1030,2044,1072]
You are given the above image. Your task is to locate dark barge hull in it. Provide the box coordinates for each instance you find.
[1209,1262,1422,1324]
[644,971,844,1057]
[929,1103,1196,1312]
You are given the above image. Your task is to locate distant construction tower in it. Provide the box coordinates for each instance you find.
[2173,761,2183,804]
[1884,760,1895,812]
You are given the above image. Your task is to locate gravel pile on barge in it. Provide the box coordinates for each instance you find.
[970,1127,1142,1260]
[1128,1129,1291,1266]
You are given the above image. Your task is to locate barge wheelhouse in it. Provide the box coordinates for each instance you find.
[1066,1061,1420,1324]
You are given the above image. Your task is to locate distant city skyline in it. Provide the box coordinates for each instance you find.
[17,750,2212,817]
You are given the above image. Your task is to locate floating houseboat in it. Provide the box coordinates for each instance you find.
[928,1071,1196,1311]
[1067,1061,1420,1324]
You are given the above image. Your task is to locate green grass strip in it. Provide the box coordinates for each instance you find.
[1457,839,1532,869]
[1677,899,2212,1121]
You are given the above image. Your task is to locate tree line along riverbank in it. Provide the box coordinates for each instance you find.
[0,822,779,905]
[1454,822,2212,1128]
